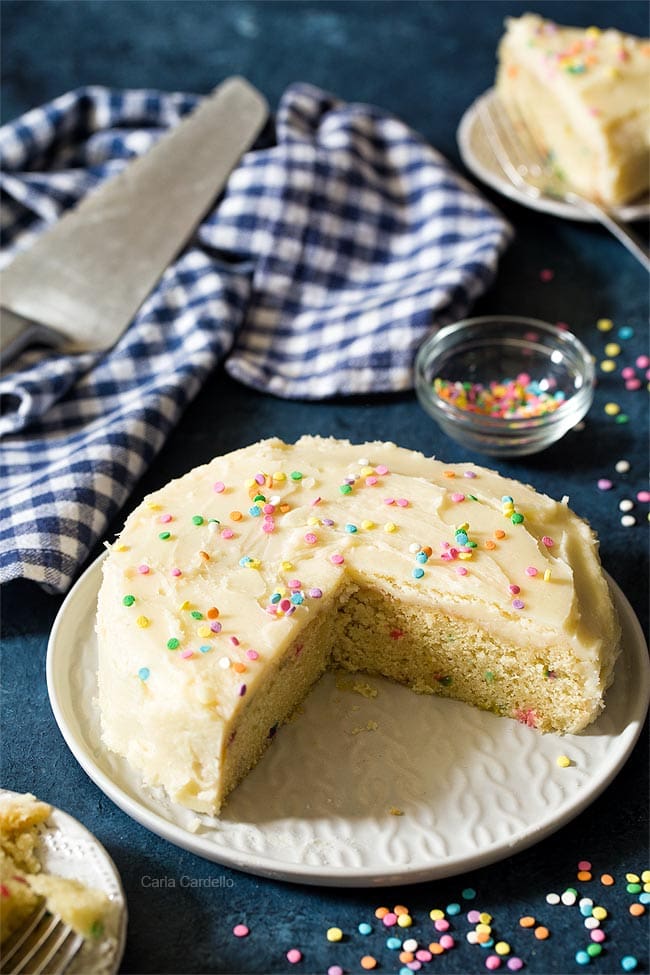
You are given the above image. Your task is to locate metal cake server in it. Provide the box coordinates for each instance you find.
[0,76,268,367]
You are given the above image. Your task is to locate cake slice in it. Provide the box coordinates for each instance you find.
[0,792,109,943]
[496,13,650,206]
[0,793,52,941]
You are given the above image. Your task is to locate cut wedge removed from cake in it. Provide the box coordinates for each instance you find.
[496,13,650,206]
[96,437,621,815]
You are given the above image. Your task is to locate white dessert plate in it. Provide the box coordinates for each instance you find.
[0,788,127,974]
[47,553,649,888]
[457,88,650,223]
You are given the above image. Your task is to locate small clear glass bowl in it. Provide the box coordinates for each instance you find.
[414,316,595,457]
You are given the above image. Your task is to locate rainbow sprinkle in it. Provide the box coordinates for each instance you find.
[433,374,566,419]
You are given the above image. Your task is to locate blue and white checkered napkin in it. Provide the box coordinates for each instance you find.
[0,83,512,593]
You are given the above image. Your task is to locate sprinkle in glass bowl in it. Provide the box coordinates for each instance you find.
[414,316,595,457]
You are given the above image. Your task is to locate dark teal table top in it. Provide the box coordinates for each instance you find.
[1,3,648,974]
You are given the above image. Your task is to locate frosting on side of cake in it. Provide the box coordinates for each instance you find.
[96,436,620,814]
[496,13,650,206]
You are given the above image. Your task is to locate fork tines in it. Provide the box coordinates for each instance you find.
[477,93,550,198]
[477,89,650,271]
[1,904,83,975]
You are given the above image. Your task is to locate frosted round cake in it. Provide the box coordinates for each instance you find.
[496,13,650,206]
[96,437,621,814]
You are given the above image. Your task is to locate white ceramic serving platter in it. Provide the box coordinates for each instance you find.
[457,88,650,223]
[47,553,649,887]
[0,789,127,974]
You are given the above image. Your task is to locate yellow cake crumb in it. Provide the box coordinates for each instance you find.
[28,874,107,939]
[0,791,52,873]
[351,720,379,736]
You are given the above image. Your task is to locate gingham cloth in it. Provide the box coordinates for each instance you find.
[0,83,512,593]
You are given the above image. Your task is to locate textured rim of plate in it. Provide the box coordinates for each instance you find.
[457,88,650,224]
[47,552,650,888]
[0,788,128,974]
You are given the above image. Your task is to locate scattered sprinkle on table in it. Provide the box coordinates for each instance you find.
[224,862,649,973]
[621,956,638,971]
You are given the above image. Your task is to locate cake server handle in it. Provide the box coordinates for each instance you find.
[567,194,650,273]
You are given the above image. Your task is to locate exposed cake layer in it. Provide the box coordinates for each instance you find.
[496,13,650,205]
[96,437,620,814]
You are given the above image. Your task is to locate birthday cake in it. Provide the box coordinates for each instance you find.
[496,13,650,206]
[96,437,620,814]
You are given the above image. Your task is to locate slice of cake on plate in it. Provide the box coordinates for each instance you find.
[0,792,109,943]
[496,13,650,206]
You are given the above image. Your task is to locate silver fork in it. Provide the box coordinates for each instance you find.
[478,91,650,272]
[1,904,83,975]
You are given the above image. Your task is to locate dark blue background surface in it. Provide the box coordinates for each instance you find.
[1,2,648,974]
